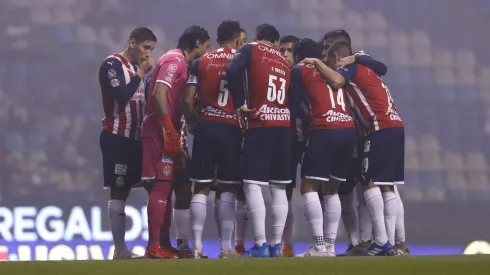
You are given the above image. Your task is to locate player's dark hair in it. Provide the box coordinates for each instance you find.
[129,27,157,44]
[217,20,242,43]
[240,28,247,34]
[177,25,210,51]
[279,35,300,46]
[327,41,353,58]
[255,24,280,43]
[323,29,351,47]
[293,38,322,60]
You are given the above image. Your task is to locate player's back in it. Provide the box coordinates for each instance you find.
[192,48,237,125]
[346,64,403,132]
[246,42,291,127]
[294,64,354,129]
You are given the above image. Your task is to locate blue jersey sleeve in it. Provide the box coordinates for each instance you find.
[289,65,307,121]
[355,53,387,76]
[187,58,201,86]
[336,63,358,84]
[99,57,142,107]
[226,43,253,109]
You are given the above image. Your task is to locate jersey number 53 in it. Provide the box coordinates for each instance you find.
[267,74,286,104]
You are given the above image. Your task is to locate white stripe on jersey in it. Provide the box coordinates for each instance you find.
[350,82,380,131]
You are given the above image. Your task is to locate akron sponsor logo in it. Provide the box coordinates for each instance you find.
[323,110,353,123]
[256,104,290,121]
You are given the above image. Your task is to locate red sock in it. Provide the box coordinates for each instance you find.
[160,194,173,248]
[147,181,172,249]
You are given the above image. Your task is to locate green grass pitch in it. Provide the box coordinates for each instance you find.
[1,256,489,275]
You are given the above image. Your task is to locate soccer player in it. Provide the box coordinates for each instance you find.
[303,41,403,256]
[239,28,248,45]
[290,39,356,257]
[98,27,156,259]
[184,19,243,259]
[140,25,210,259]
[278,34,301,257]
[227,23,291,258]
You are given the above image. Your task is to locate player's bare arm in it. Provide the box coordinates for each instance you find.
[301,57,346,89]
[183,85,197,129]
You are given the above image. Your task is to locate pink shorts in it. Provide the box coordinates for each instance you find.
[141,137,174,182]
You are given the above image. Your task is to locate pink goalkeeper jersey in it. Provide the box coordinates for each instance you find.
[140,49,188,138]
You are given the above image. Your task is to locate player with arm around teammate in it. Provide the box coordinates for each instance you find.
[98,27,156,259]
[141,25,210,259]
[226,24,292,258]
[183,19,244,259]
[290,39,356,257]
[303,41,402,256]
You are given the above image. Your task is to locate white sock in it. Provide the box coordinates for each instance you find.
[382,191,397,245]
[108,200,127,252]
[302,192,325,247]
[357,186,373,242]
[269,184,288,246]
[394,186,406,244]
[339,191,360,246]
[244,183,266,246]
[190,194,207,250]
[282,201,294,246]
[235,200,248,246]
[323,194,341,253]
[214,199,221,239]
[364,188,388,245]
[219,192,236,250]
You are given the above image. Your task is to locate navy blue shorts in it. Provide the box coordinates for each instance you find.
[361,127,405,185]
[100,130,142,188]
[291,140,307,188]
[302,128,356,182]
[190,121,242,184]
[242,127,291,185]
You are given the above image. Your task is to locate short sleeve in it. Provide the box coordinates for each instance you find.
[156,57,184,89]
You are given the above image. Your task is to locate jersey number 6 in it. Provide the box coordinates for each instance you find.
[267,75,286,104]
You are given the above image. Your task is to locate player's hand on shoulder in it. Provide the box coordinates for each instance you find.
[337,55,355,69]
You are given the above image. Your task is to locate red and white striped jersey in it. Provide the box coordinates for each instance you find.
[99,54,145,140]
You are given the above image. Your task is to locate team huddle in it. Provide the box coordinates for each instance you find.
[98,20,407,259]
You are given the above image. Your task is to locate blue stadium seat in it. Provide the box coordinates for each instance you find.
[455,85,479,102]
[420,171,446,201]
[53,26,75,44]
[402,171,423,201]
[388,67,411,86]
[410,67,434,87]
[445,172,468,201]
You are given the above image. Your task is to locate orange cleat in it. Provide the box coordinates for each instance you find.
[280,245,295,257]
[145,244,178,259]
[234,244,246,255]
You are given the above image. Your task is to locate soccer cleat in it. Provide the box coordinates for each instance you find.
[362,241,398,256]
[269,243,282,257]
[192,248,208,259]
[113,249,141,259]
[337,241,371,257]
[280,245,295,257]
[295,245,329,257]
[219,249,241,258]
[145,244,178,259]
[175,243,194,259]
[395,242,410,256]
[242,243,270,258]
[234,244,246,255]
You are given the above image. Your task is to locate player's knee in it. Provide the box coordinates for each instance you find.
[380,185,395,193]
[243,182,261,194]
[110,186,131,201]
[300,179,320,194]
[194,183,211,196]
[219,184,236,195]
[322,179,340,195]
